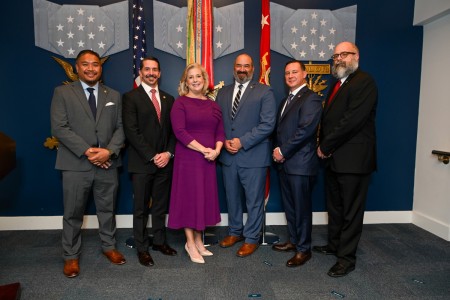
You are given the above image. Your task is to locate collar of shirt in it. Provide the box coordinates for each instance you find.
[141,82,161,106]
[339,76,348,85]
[289,83,307,98]
[80,81,99,101]
[233,80,250,100]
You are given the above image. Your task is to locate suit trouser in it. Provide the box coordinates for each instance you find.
[279,171,315,253]
[325,169,371,266]
[62,168,118,260]
[132,170,171,252]
[222,162,266,244]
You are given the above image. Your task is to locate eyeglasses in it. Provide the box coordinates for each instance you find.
[331,52,356,60]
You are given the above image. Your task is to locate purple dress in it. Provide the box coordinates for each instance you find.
[168,96,225,230]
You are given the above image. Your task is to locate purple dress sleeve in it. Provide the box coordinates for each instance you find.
[213,102,226,143]
[170,97,195,146]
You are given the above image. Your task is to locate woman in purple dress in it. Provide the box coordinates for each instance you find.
[168,63,225,264]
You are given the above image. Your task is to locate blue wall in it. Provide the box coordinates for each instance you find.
[0,0,422,216]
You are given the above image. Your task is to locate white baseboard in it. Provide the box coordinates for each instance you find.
[412,211,450,241]
[0,211,412,231]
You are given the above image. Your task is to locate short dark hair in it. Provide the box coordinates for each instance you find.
[140,56,160,70]
[285,60,306,71]
[76,50,100,62]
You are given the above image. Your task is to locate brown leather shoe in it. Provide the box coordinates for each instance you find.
[63,259,79,278]
[236,243,259,257]
[152,244,177,256]
[272,242,296,252]
[219,235,244,248]
[138,251,154,267]
[286,251,311,267]
[103,249,126,265]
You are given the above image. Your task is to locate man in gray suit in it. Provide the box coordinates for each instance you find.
[217,53,276,257]
[51,50,126,278]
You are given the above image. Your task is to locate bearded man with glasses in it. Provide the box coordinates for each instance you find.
[315,41,378,277]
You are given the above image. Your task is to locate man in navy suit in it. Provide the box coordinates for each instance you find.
[51,50,126,278]
[122,56,177,267]
[272,60,322,267]
[315,41,378,277]
[217,53,276,257]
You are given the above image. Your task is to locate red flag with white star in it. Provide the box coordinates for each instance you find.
[259,0,271,205]
[259,0,270,86]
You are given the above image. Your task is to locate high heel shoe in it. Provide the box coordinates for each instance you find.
[185,243,205,264]
[196,244,213,256]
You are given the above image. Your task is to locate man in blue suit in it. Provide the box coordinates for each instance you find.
[271,60,322,267]
[217,53,276,257]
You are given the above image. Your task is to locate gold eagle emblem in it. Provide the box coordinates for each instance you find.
[52,56,109,84]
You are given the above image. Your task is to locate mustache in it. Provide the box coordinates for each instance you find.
[334,61,346,68]
[145,74,158,79]
[237,71,248,75]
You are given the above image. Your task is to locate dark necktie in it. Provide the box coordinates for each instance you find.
[87,87,97,120]
[327,81,341,106]
[150,89,161,122]
[282,93,294,116]
[231,84,243,119]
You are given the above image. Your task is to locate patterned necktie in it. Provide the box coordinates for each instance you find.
[150,89,161,122]
[327,80,341,106]
[87,87,96,120]
[282,93,294,116]
[231,84,243,119]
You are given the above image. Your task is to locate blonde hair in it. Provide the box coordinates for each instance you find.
[178,63,210,96]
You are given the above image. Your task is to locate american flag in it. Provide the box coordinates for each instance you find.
[132,0,147,88]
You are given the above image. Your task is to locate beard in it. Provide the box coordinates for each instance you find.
[233,70,254,84]
[332,60,359,79]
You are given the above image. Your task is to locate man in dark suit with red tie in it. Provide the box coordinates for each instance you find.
[272,60,322,267]
[122,56,177,267]
[315,42,378,277]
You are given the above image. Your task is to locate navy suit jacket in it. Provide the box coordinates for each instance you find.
[275,86,323,176]
[122,85,175,174]
[320,69,378,174]
[216,80,276,168]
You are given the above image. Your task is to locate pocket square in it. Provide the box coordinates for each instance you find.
[105,102,115,106]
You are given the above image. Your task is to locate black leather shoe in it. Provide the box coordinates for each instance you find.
[138,251,154,267]
[312,245,336,255]
[152,244,178,256]
[272,242,296,252]
[327,262,355,277]
[286,251,311,267]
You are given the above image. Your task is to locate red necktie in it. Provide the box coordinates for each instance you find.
[327,81,341,106]
[150,89,161,122]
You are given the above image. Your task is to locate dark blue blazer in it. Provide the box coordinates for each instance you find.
[275,86,323,176]
[217,80,276,168]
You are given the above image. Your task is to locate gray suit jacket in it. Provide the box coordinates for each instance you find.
[216,80,276,168]
[51,80,125,171]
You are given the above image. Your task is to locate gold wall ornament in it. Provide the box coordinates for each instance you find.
[44,136,59,150]
[305,62,330,96]
[207,81,225,101]
[52,55,109,84]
